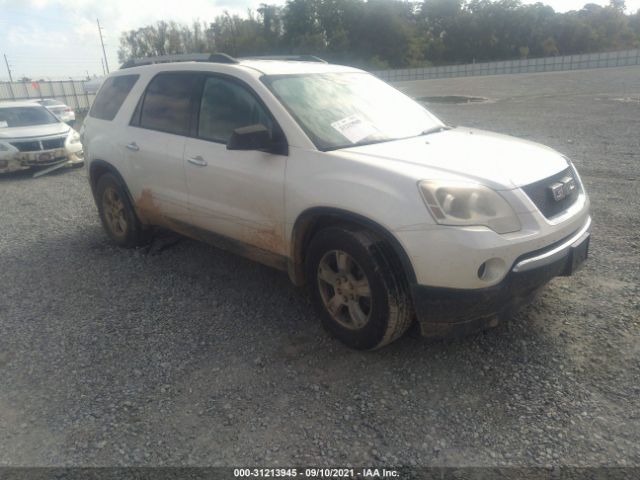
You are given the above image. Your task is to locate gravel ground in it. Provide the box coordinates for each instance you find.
[0,66,639,468]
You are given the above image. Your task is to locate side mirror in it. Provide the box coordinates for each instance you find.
[227,124,272,151]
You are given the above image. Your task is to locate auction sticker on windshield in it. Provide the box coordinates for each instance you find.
[331,114,377,144]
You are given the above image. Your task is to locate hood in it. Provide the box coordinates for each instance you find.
[0,122,70,140]
[339,127,570,189]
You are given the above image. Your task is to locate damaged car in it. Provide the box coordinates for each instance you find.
[82,55,590,350]
[0,101,84,175]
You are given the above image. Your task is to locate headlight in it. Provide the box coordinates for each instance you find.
[66,129,81,145]
[564,156,584,192]
[418,180,521,234]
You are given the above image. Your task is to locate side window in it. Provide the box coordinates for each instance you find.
[89,75,139,121]
[139,73,200,136]
[198,77,273,143]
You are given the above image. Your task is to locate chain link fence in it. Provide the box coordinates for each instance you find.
[0,80,96,112]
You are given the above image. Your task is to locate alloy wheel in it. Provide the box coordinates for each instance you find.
[102,187,128,239]
[317,249,372,330]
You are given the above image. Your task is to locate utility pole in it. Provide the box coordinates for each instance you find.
[101,58,106,75]
[3,54,13,82]
[97,18,109,73]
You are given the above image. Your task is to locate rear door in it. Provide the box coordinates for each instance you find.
[125,72,201,226]
[183,74,288,256]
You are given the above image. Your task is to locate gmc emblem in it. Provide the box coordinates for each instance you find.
[549,176,576,202]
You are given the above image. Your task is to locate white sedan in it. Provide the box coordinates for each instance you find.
[34,98,76,125]
[0,101,83,174]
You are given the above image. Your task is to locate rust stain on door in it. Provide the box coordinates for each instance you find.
[253,225,285,254]
[135,188,164,226]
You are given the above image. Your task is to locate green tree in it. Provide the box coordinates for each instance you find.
[117,0,640,69]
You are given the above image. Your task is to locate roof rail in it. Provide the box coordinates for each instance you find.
[240,55,327,63]
[120,53,238,69]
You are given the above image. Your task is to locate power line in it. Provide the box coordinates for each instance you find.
[9,55,108,60]
[10,60,104,65]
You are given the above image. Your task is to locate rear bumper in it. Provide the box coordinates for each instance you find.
[413,219,591,338]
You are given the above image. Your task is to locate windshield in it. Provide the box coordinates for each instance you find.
[0,106,59,128]
[263,72,443,151]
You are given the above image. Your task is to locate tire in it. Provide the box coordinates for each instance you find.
[305,225,413,350]
[95,173,149,248]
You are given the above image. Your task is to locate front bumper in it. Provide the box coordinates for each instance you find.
[0,147,83,174]
[413,218,591,338]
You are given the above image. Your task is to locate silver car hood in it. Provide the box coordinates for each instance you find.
[340,127,570,189]
[0,122,70,140]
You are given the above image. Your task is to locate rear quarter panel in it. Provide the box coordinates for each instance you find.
[84,71,152,197]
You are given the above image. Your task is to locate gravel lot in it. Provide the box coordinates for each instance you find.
[1,66,639,468]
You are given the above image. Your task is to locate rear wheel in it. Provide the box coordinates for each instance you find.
[306,226,413,350]
[96,173,149,248]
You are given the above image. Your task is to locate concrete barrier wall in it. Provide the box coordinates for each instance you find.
[372,49,640,82]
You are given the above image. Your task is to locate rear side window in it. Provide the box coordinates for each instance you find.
[139,73,200,136]
[90,75,139,121]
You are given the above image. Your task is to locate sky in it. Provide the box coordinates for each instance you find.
[1,0,639,81]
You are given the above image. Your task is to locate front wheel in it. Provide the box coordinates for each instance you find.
[305,226,413,350]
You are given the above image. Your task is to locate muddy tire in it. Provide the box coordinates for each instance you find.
[305,225,413,350]
[96,173,149,248]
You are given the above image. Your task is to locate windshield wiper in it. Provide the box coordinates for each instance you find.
[419,125,451,136]
[325,126,452,152]
[325,137,394,151]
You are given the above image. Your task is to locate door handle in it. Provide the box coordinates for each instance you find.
[187,155,208,167]
[126,142,139,152]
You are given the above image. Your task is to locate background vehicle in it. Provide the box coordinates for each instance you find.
[34,98,76,125]
[82,55,590,350]
[0,101,83,174]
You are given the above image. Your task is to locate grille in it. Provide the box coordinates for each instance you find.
[10,140,41,152]
[10,136,66,152]
[521,167,580,219]
[42,137,66,149]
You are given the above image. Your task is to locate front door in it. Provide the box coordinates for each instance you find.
[183,75,287,256]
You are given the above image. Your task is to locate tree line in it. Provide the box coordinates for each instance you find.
[118,0,640,70]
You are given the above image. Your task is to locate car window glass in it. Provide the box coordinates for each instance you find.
[140,73,200,136]
[198,77,272,143]
[264,72,441,151]
[90,75,139,121]
[0,106,59,127]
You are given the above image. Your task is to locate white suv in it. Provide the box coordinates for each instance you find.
[82,54,590,350]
